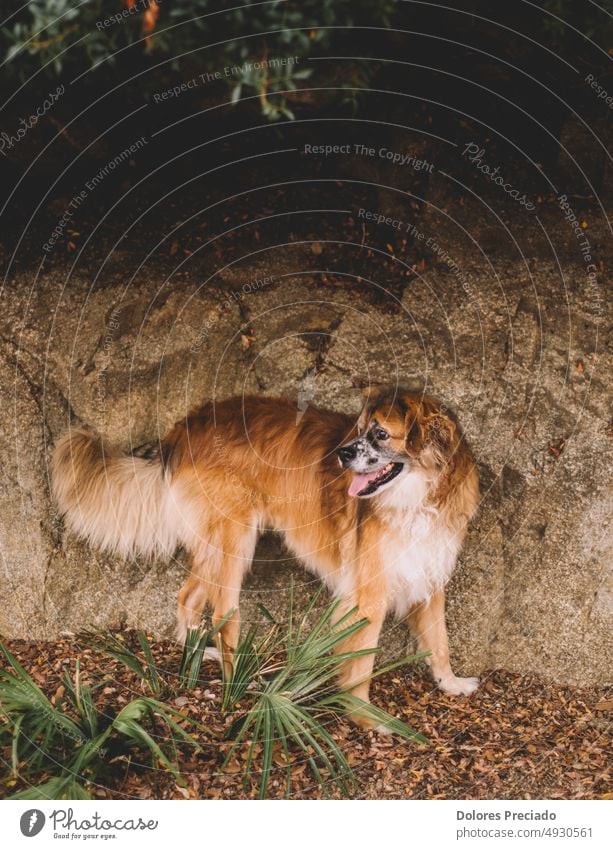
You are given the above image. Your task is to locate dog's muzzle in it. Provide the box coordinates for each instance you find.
[336,439,405,497]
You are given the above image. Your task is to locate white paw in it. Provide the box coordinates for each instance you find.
[374,723,394,736]
[438,675,480,696]
[203,645,221,663]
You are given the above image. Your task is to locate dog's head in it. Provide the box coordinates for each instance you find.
[336,385,461,498]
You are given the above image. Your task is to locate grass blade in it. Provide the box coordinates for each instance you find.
[136,632,162,696]
[11,776,92,800]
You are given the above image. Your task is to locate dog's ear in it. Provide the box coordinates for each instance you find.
[428,412,457,450]
[404,399,458,462]
[356,383,384,431]
[424,409,459,468]
[357,395,374,432]
[404,400,426,457]
[359,383,383,401]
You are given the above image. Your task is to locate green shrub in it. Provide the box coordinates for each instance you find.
[1,591,427,799]
[0,642,207,799]
[2,0,397,118]
[220,590,427,798]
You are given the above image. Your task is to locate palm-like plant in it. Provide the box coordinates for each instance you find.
[221,589,427,798]
[1,591,427,800]
[79,619,228,696]
[0,643,206,799]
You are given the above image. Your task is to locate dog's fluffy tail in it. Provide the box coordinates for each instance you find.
[51,428,180,559]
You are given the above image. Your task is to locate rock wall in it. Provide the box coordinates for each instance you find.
[0,257,610,686]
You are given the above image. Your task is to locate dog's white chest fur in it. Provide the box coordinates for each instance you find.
[378,469,461,615]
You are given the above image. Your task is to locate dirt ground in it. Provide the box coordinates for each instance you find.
[1,633,611,800]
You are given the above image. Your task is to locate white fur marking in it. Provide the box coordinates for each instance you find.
[377,468,461,615]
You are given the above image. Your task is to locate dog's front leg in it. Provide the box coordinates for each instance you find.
[334,592,387,731]
[407,590,479,695]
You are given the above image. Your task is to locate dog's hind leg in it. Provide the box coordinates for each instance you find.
[176,542,220,644]
[210,522,259,677]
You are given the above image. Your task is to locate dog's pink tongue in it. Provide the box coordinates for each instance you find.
[348,470,380,497]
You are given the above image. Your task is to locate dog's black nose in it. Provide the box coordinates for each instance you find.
[336,445,356,465]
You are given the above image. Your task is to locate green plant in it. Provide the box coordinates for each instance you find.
[80,619,228,695]
[542,0,613,46]
[79,628,165,696]
[177,626,219,690]
[1,591,427,800]
[0,642,205,799]
[2,0,397,119]
[220,589,428,798]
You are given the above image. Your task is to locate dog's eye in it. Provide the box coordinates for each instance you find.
[375,427,389,441]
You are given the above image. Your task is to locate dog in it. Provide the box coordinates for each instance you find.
[51,385,480,725]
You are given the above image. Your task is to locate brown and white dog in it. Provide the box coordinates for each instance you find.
[51,385,480,721]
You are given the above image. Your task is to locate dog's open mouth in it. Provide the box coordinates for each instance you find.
[348,462,404,497]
